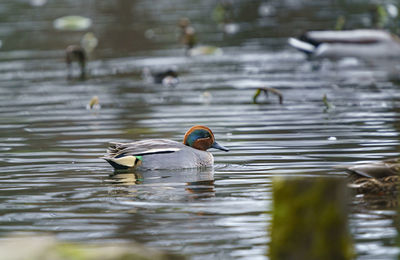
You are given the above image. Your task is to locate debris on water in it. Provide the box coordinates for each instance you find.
[212,2,238,34]
[81,32,98,55]
[179,17,222,56]
[53,15,92,31]
[322,94,334,111]
[87,96,100,110]
[142,67,179,86]
[145,29,156,39]
[335,15,346,30]
[252,87,283,104]
[200,91,212,104]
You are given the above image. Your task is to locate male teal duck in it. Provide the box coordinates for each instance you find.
[342,158,400,195]
[65,45,86,79]
[102,125,229,170]
[288,29,400,59]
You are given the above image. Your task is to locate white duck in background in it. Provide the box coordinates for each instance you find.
[288,29,400,59]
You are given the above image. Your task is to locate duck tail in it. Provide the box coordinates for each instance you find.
[288,37,316,54]
[101,155,143,170]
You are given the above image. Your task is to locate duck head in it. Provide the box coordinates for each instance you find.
[183,125,229,152]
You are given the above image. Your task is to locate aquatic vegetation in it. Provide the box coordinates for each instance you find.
[370,4,398,32]
[335,15,346,31]
[252,87,283,104]
[212,1,239,34]
[322,94,334,112]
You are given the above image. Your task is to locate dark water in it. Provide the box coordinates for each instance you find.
[0,0,399,259]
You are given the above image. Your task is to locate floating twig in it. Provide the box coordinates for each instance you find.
[252,87,283,104]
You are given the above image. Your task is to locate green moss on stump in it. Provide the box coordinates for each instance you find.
[269,177,354,260]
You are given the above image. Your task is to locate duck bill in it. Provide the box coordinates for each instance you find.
[212,142,229,152]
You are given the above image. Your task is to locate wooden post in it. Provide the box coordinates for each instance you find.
[269,177,353,260]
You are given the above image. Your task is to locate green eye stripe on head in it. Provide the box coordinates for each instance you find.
[186,129,211,146]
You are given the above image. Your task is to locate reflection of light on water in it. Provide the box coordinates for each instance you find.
[258,3,276,17]
[30,0,47,7]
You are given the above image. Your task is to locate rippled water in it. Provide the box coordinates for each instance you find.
[0,0,399,259]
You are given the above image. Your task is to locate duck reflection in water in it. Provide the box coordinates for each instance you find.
[108,168,215,200]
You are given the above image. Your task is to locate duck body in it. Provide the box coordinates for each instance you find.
[288,29,400,59]
[342,158,400,195]
[104,139,213,170]
[345,158,400,179]
[102,125,229,171]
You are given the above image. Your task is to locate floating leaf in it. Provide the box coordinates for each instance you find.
[53,16,92,31]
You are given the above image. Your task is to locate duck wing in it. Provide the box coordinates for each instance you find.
[344,158,400,179]
[105,139,182,158]
[304,29,392,45]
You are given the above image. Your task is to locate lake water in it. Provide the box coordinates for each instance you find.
[0,0,399,259]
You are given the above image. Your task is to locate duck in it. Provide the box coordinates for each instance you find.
[142,67,179,86]
[341,158,400,195]
[288,29,400,59]
[65,45,86,79]
[102,125,229,171]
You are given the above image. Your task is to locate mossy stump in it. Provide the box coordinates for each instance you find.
[269,177,353,260]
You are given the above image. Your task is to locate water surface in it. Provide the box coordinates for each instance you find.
[0,0,399,259]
